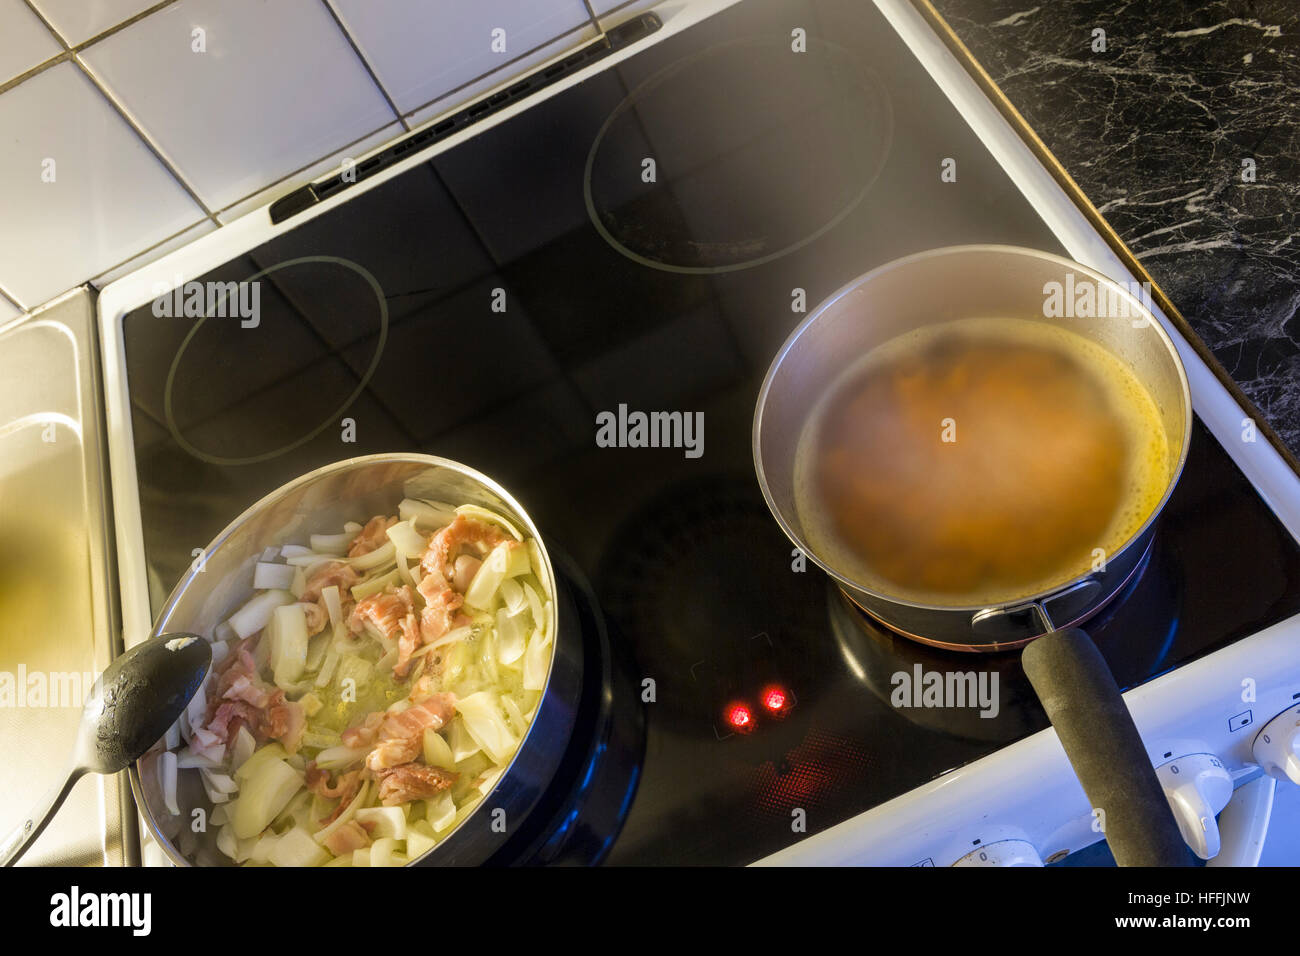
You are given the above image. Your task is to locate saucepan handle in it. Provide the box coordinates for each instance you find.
[1021,627,1195,867]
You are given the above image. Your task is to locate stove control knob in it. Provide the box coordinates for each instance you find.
[1156,753,1233,860]
[1253,704,1300,785]
[952,840,1043,867]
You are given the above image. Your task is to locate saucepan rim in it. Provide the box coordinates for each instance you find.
[752,243,1193,615]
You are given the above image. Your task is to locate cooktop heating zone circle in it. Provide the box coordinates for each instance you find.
[162,255,389,467]
[584,34,894,274]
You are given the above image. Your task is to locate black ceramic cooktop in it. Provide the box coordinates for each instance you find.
[118,0,1300,864]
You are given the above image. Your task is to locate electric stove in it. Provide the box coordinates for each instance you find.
[99,0,1300,866]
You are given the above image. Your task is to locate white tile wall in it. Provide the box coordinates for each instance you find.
[328,0,592,116]
[0,62,204,306]
[30,0,161,45]
[80,0,398,210]
[0,0,61,85]
[0,0,642,311]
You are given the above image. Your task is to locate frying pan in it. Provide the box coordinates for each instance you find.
[130,453,582,866]
[754,246,1196,866]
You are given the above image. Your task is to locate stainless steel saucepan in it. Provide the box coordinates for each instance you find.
[754,245,1196,866]
[131,453,581,866]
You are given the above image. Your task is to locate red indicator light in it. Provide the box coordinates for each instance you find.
[761,684,793,718]
[725,702,756,734]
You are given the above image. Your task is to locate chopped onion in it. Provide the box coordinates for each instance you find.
[284,552,330,567]
[477,768,503,797]
[322,585,343,631]
[314,646,341,688]
[249,832,280,863]
[270,603,309,688]
[209,639,231,668]
[310,532,353,555]
[399,497,456,531]
[199,769,234,802]
[260,546,280,562]
[314,780,371,846]
[158,751,179,815]
[290,566,307,599]
[496,607,527,666]
[501,695,527,736]
[226,589,294,641]
[344,520,363,534]
[522,581,544,632]
[386,519,428,560]
[185,671,209,737]
[405,822,438,859]
[280,544,313,558]
[498,578,526,615]
[455,503,523,541]
[230,726,257,771]
[464,541,511,610]
[422,624,471,654]
[350,540,396,572]
[395,554,416,590]
[234,742,287,783]
[314,744,366,770]
[252,561,295,591]
[369,836,399,868]
[351,567,399,601]
[268,827,327,867]
[455,691,519,764]
[305,629,330,671]
[301,730,340,751]
[426,792,457,832]
[356,807,406,840]
[216,823,238,860]
[231,757,303,839]
[522,627,551,692]
[422,728,455,769]
[446,718,480,762]
[176,748,223,770]
[201,768,238,794]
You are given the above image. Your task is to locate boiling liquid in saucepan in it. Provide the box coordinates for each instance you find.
[793,317,1172,606]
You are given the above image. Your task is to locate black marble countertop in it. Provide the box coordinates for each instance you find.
[932,0,1299,458]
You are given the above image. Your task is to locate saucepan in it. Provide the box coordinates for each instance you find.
[130,453,581,866]
[754,245,1196,866]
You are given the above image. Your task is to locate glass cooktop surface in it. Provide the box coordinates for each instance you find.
[117,0,1300,864]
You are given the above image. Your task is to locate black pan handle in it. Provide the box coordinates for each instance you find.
[1021,627,1195,867]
